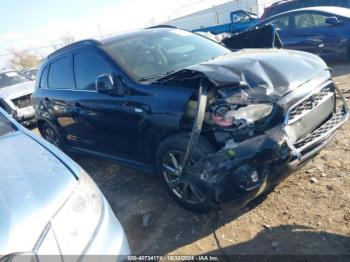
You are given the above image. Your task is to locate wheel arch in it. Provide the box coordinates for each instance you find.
[36,118,63,139]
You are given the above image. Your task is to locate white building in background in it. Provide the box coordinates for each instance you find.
[154,0,280,30]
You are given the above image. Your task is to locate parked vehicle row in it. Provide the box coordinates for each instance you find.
[0,106,130,258]
[32,27,348,212]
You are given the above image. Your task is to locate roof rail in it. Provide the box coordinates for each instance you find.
[48,39,100,58]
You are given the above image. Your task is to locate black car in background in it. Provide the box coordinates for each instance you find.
[261,0,350,19]
[32,28,348,212]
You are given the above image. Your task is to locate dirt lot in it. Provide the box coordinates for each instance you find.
[32,62,350,255]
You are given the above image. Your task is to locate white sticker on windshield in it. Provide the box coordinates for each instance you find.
[170,29,192,37]
[5,72,18,77]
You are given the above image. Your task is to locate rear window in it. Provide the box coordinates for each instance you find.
[295,13,331,28]
[48,57,69,89]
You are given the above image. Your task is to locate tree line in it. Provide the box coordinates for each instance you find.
[5,35,75,70]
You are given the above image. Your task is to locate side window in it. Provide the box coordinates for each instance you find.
[268,15,290,31]
[48,57,69,89]
[295,13,330,29]
[39,66,48,88]
[73,51,114,91]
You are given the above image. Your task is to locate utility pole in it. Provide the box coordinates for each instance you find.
[213,5,219,25]
[97,24,103,38]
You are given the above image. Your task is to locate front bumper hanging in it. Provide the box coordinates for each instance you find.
[183,81,348,209]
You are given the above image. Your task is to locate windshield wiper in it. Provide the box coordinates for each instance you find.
[139,70,178,82]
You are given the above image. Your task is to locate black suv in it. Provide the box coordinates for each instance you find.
[33,28,348,212]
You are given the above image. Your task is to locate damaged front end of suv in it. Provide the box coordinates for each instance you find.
[154,49,348,211]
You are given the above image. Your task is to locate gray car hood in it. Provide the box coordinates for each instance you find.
[156,49,329,100]
[0,131,77,255]
[0,81,35,100]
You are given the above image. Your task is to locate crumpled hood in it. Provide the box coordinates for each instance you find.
[0,81,35,100]
[156,49,330,99]
[0,131,77,255]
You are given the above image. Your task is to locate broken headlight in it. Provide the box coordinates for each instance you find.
[229,104,273,122]
[211,104,273,127]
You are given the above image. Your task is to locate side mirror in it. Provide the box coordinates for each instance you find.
[96,74,114,93]
[326,17,341,25]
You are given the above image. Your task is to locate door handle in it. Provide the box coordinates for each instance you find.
[123,102,144,113]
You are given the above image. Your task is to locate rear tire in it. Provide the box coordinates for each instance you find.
[156,133,216,213]
[41,123,64,150]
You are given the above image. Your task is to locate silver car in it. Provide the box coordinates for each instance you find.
[0,107,130,259]
[0,70,36,126]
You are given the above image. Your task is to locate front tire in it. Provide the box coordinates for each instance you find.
[156,133,216,212]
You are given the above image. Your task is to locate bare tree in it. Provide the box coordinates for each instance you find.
[7,49,40,70]
[60,35,75,46]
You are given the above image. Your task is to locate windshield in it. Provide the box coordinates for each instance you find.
[102,29,231,81]
[0,71,28,89]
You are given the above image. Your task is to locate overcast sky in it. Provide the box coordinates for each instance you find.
[0,0,232,68]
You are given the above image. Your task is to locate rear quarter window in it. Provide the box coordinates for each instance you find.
[39,66,48,88]
[48,56,69,89]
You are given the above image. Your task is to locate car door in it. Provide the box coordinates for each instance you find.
[42,55,83,147]
[290,11,344,58]
[70,48,144,161]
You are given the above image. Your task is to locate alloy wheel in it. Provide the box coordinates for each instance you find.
[162,151,205,205]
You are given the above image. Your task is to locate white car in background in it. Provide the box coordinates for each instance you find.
[0,70,36,126]
[0,107,130,259]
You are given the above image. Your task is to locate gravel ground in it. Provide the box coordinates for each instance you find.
[31,62,350,255]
